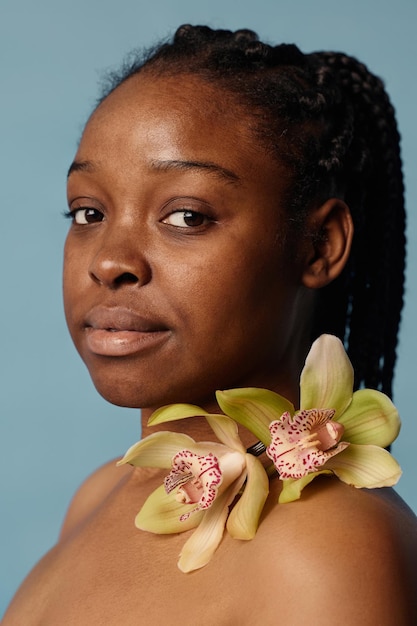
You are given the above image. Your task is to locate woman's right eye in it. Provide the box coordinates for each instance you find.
[67,208,104,225]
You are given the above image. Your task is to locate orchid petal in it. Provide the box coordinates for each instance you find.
[338,389,401,447]
[325,444,402,488]
[278,470,332,503]
[227,454,269,539]
[205,414,245,452]
[300,335,353,417]
[148,403,209,426]
[117,431,196,469]
[135,484,204,534]
[216,388,294,445]
[178,477,243,572]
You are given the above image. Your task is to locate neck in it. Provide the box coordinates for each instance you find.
[140,333,310,447]
[142,325,311,448]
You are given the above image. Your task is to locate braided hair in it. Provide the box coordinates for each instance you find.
[100,25,406,397]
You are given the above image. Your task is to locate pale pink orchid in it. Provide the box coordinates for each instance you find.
[165,449,223,520]
[215,335,402,503]
[266,408,348,479]
[117,410,268,572]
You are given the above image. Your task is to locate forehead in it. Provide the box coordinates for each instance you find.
[92,72,243,125]
[79,74,279,178]
[86,74,243,142]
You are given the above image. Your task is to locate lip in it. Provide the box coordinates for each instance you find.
[84,306,171,357]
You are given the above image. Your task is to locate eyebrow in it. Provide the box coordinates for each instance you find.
[67,158,241,185]
[150,159,241,184]
[67,160,95,179]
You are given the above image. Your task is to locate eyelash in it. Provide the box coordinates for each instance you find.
[64,207,213,229]
[64,208,104,225]
[161,209,211,229]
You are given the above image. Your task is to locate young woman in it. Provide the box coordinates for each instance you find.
[3,25,416,625]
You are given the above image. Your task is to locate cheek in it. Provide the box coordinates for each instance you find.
[167,238,295,342]
[62,239,88,334]
[62,241,74,317]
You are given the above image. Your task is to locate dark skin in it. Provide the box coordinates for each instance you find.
[62,73,345,418]
[3,73,416,625]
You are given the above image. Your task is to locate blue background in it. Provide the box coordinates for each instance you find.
[1,0,416,615]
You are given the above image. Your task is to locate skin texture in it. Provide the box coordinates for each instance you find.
[63,74,314,414]
[3,73,416,625]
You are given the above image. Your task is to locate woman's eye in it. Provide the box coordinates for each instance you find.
[162,210,209,228]
[69,208,104,225]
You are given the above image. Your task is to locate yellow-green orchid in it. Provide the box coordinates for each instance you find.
[117,411,269,573]
[216,334,402,503]
[119,334,402,571]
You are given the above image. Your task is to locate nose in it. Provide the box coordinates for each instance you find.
[88,235,152,289]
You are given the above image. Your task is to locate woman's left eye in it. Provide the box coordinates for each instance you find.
[162,210,210,228]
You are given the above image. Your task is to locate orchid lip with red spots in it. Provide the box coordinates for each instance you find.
[266,409,348,479]
[164,450,223,520]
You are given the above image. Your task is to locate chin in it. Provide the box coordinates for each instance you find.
[90,370,219,412]
[89,374,170,409]
[82,351,254,411]
[91,377,152,409]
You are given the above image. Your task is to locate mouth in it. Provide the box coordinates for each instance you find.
[84,306,171,357]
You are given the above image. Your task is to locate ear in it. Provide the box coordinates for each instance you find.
[301,198,353,289]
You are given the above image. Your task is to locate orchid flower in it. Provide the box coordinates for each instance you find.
[215,335,402,503]
[117,410,269,572]
[119,334,401,570]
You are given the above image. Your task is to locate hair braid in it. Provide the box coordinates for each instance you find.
[309,52,406,395]
[98,25,406,397]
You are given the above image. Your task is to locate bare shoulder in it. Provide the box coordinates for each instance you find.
[251,478,417,625]
[59,458,133,540]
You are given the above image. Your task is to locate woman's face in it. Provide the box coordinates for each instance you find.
[64,73,311,410]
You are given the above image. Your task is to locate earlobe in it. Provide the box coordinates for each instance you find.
[301,198,354,289]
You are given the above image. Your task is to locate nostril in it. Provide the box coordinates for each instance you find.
[114,272,139,286]
[88,255,150,288]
